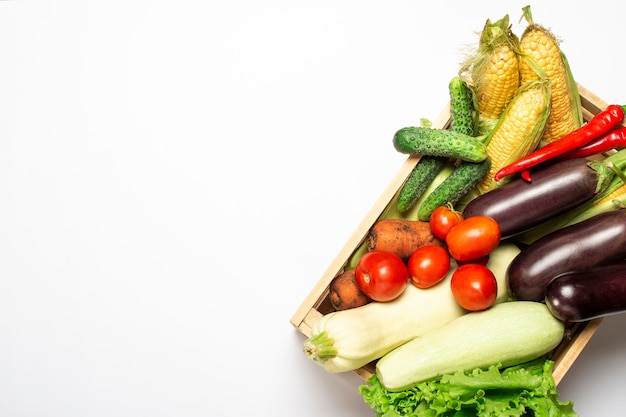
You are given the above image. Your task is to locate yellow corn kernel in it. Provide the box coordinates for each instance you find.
[477,80,550,193]
[466,15,520,122]
[519,11,582,143]
[474,45,520,120]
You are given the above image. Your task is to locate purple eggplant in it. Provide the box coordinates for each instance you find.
[545,261,626,322]
[463,158,613,238]
[507,209,626,302]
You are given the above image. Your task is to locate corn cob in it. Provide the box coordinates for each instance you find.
[476,79,550,193]
[462,14,520,134]
[518,5,582,144]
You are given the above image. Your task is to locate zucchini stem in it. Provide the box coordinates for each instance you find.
[303,331,338,362]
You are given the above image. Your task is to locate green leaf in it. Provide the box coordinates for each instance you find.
[359,359,578,417]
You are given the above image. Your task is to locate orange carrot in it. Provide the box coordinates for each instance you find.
[329,269,372,311]
[366,219,444,261]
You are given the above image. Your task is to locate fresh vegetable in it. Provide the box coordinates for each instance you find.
[476,80,550,193]
[450,263,497,311]
[445,215,500,261]
[457,254,489,266]
[414,76,488,219]
[559,126,626,159]
[303,243,521,373]
[448,76,477,137]
[417,157,491,221]
[396,76,477,215]
[355,250,408,302]
[380,162,457,223]
[407,245,450,289]
[461,14,520,126]
[375,301,565,392]
[392,126,488,163]
[515,182,626,245]
[545,261,626,322]
[329,269,371,311]
[304,281,464,374]
[396,156,447,213]
[513,148,626,244]
[428,204,464,240]
[360,359,578,417]
[518,5,583,144]
[494,104,626,182]
[366,218,444,261]
[464,158,614,238]
[508,209,626,301]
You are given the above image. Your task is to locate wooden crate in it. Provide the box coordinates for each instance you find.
[290,84,608,384]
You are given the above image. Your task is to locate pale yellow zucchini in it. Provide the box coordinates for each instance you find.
[375,301,565,391]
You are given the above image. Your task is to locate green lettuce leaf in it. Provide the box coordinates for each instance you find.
[358,359,578,417]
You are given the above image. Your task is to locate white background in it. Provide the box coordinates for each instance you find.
[1,1,625,416]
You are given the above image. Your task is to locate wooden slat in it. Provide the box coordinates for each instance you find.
[552,318,603,385]
[577,84,607,115]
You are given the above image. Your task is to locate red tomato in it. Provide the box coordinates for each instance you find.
[445,216,501,261]
[429,205,464,240]
[456,254,489,267]
[407,245,450,289]
[450,263,498,311]
[355,250,408,302]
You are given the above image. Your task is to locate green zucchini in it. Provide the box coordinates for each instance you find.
[417,157,491,221]
[375,301,565,392]
[396,156,447,213]
[393,126,487,163]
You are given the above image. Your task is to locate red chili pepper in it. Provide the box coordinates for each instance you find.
[494,104,626,182]
[559,126,626,160]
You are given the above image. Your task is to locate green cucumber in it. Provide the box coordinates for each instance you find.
[381,163,456,221]
[393,127,488,162]
[395,77,477,214]
[413,77,486,220]
[375,301,565,392]
[396,156,447,213]
[417,157,491,221]
[448,76,477,137]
